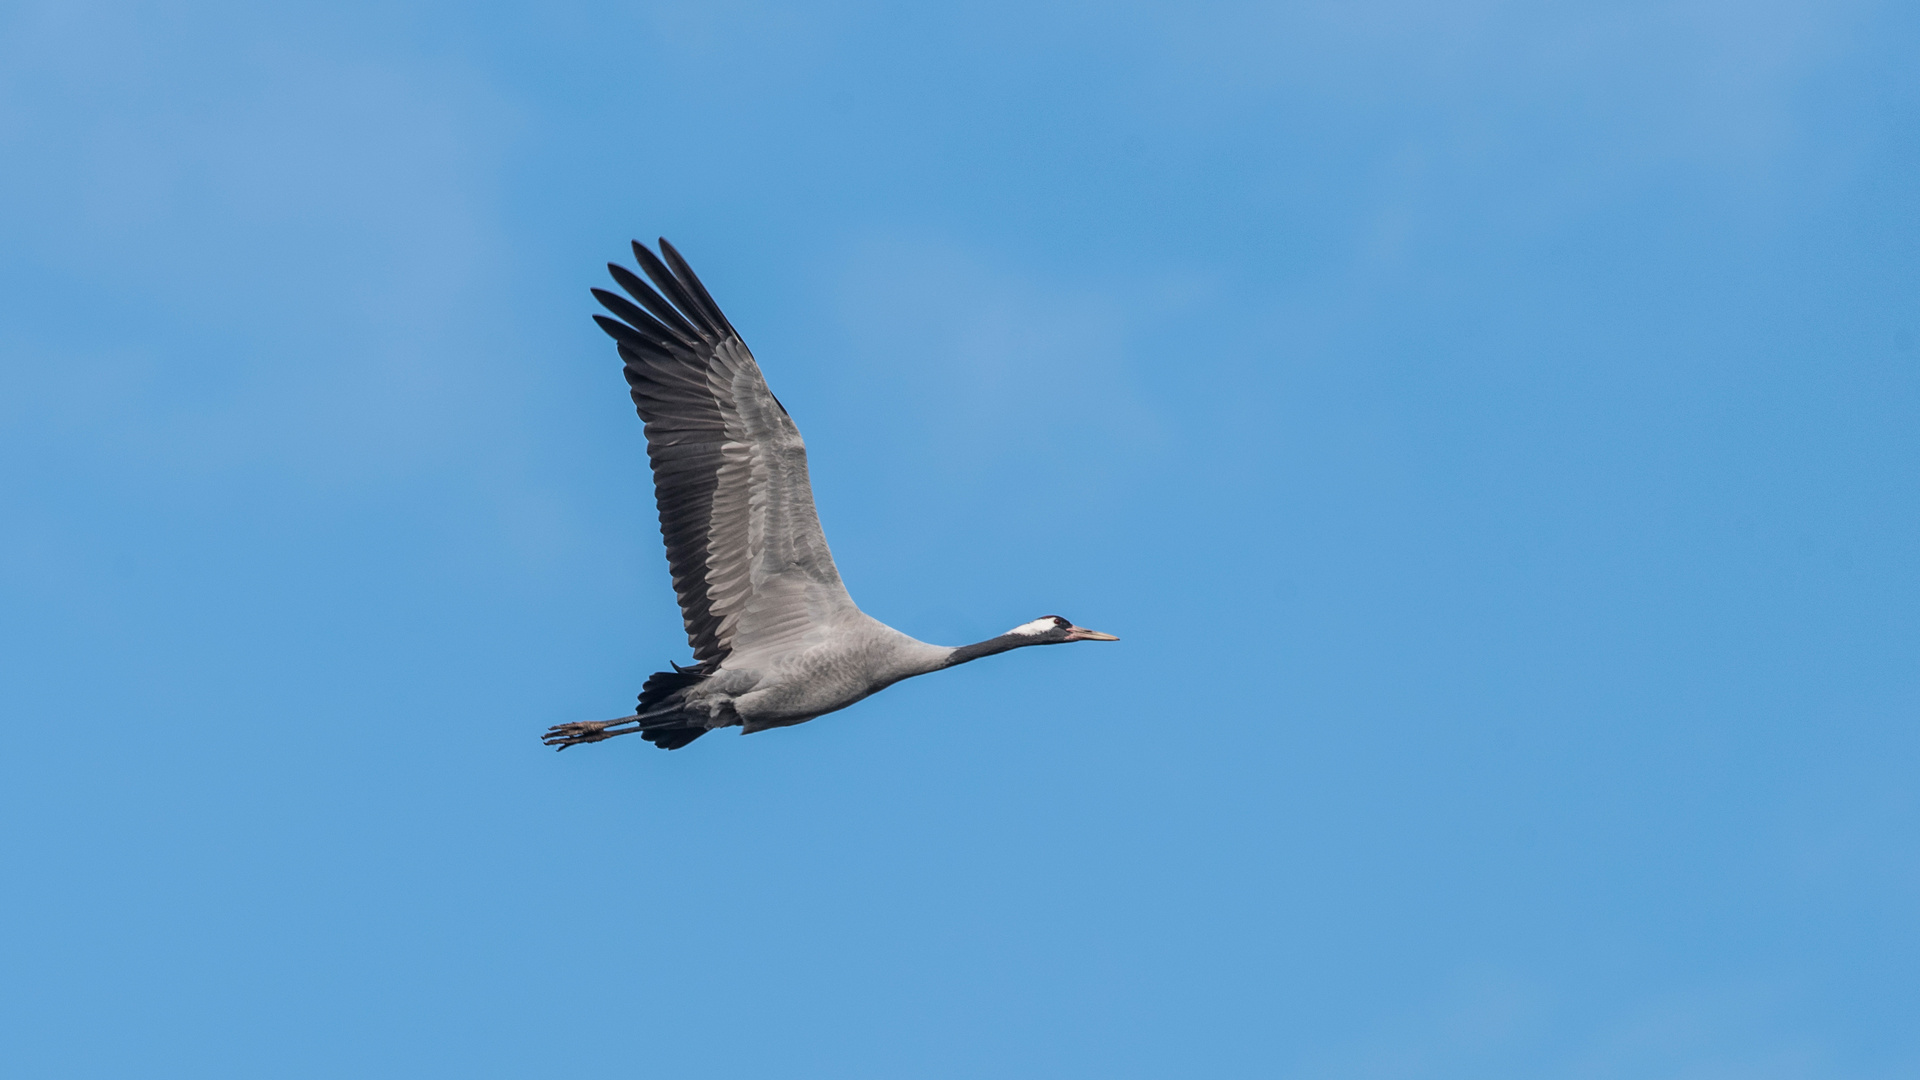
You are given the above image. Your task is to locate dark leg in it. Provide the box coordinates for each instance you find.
[542,714,644,750]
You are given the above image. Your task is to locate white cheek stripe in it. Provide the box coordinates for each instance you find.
[1006,618,1057,637]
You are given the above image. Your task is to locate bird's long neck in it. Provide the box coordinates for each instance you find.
[943,634,1034,668]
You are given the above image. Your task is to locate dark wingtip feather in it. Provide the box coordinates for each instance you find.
[591,313,664,356]
[609,261,703,345]
[657,238,740,341]
[631,241,723,343]
[592,287,696,355]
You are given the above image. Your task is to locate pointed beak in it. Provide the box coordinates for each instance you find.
[1064,626,1120,642]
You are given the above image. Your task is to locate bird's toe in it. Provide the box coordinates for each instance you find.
[541,718,641,750]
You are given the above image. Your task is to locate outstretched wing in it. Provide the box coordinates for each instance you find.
[591,239,857,669]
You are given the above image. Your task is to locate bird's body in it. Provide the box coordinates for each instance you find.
[669,617,940,730]
[544,240,1115,752]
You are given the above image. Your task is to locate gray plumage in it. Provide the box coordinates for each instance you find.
[543,239,1117,752]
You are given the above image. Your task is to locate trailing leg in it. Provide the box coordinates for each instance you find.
[542,714,644,750]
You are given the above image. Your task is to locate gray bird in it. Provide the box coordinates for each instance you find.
[543,239,1118,751]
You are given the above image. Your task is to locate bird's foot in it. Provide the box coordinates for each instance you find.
[542,715,642,751]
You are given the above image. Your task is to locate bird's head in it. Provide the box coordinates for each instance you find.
[1005,615,1120,645]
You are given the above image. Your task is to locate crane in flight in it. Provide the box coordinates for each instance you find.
[543,240,1117,751]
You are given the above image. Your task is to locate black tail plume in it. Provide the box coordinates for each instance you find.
[634,663,714,751]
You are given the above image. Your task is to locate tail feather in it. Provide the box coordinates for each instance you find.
[634,663,715,751]
[638,663,709,711]
[642,726,707,750]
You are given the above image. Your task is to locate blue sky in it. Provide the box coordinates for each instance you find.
[2,0,1916,1076]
